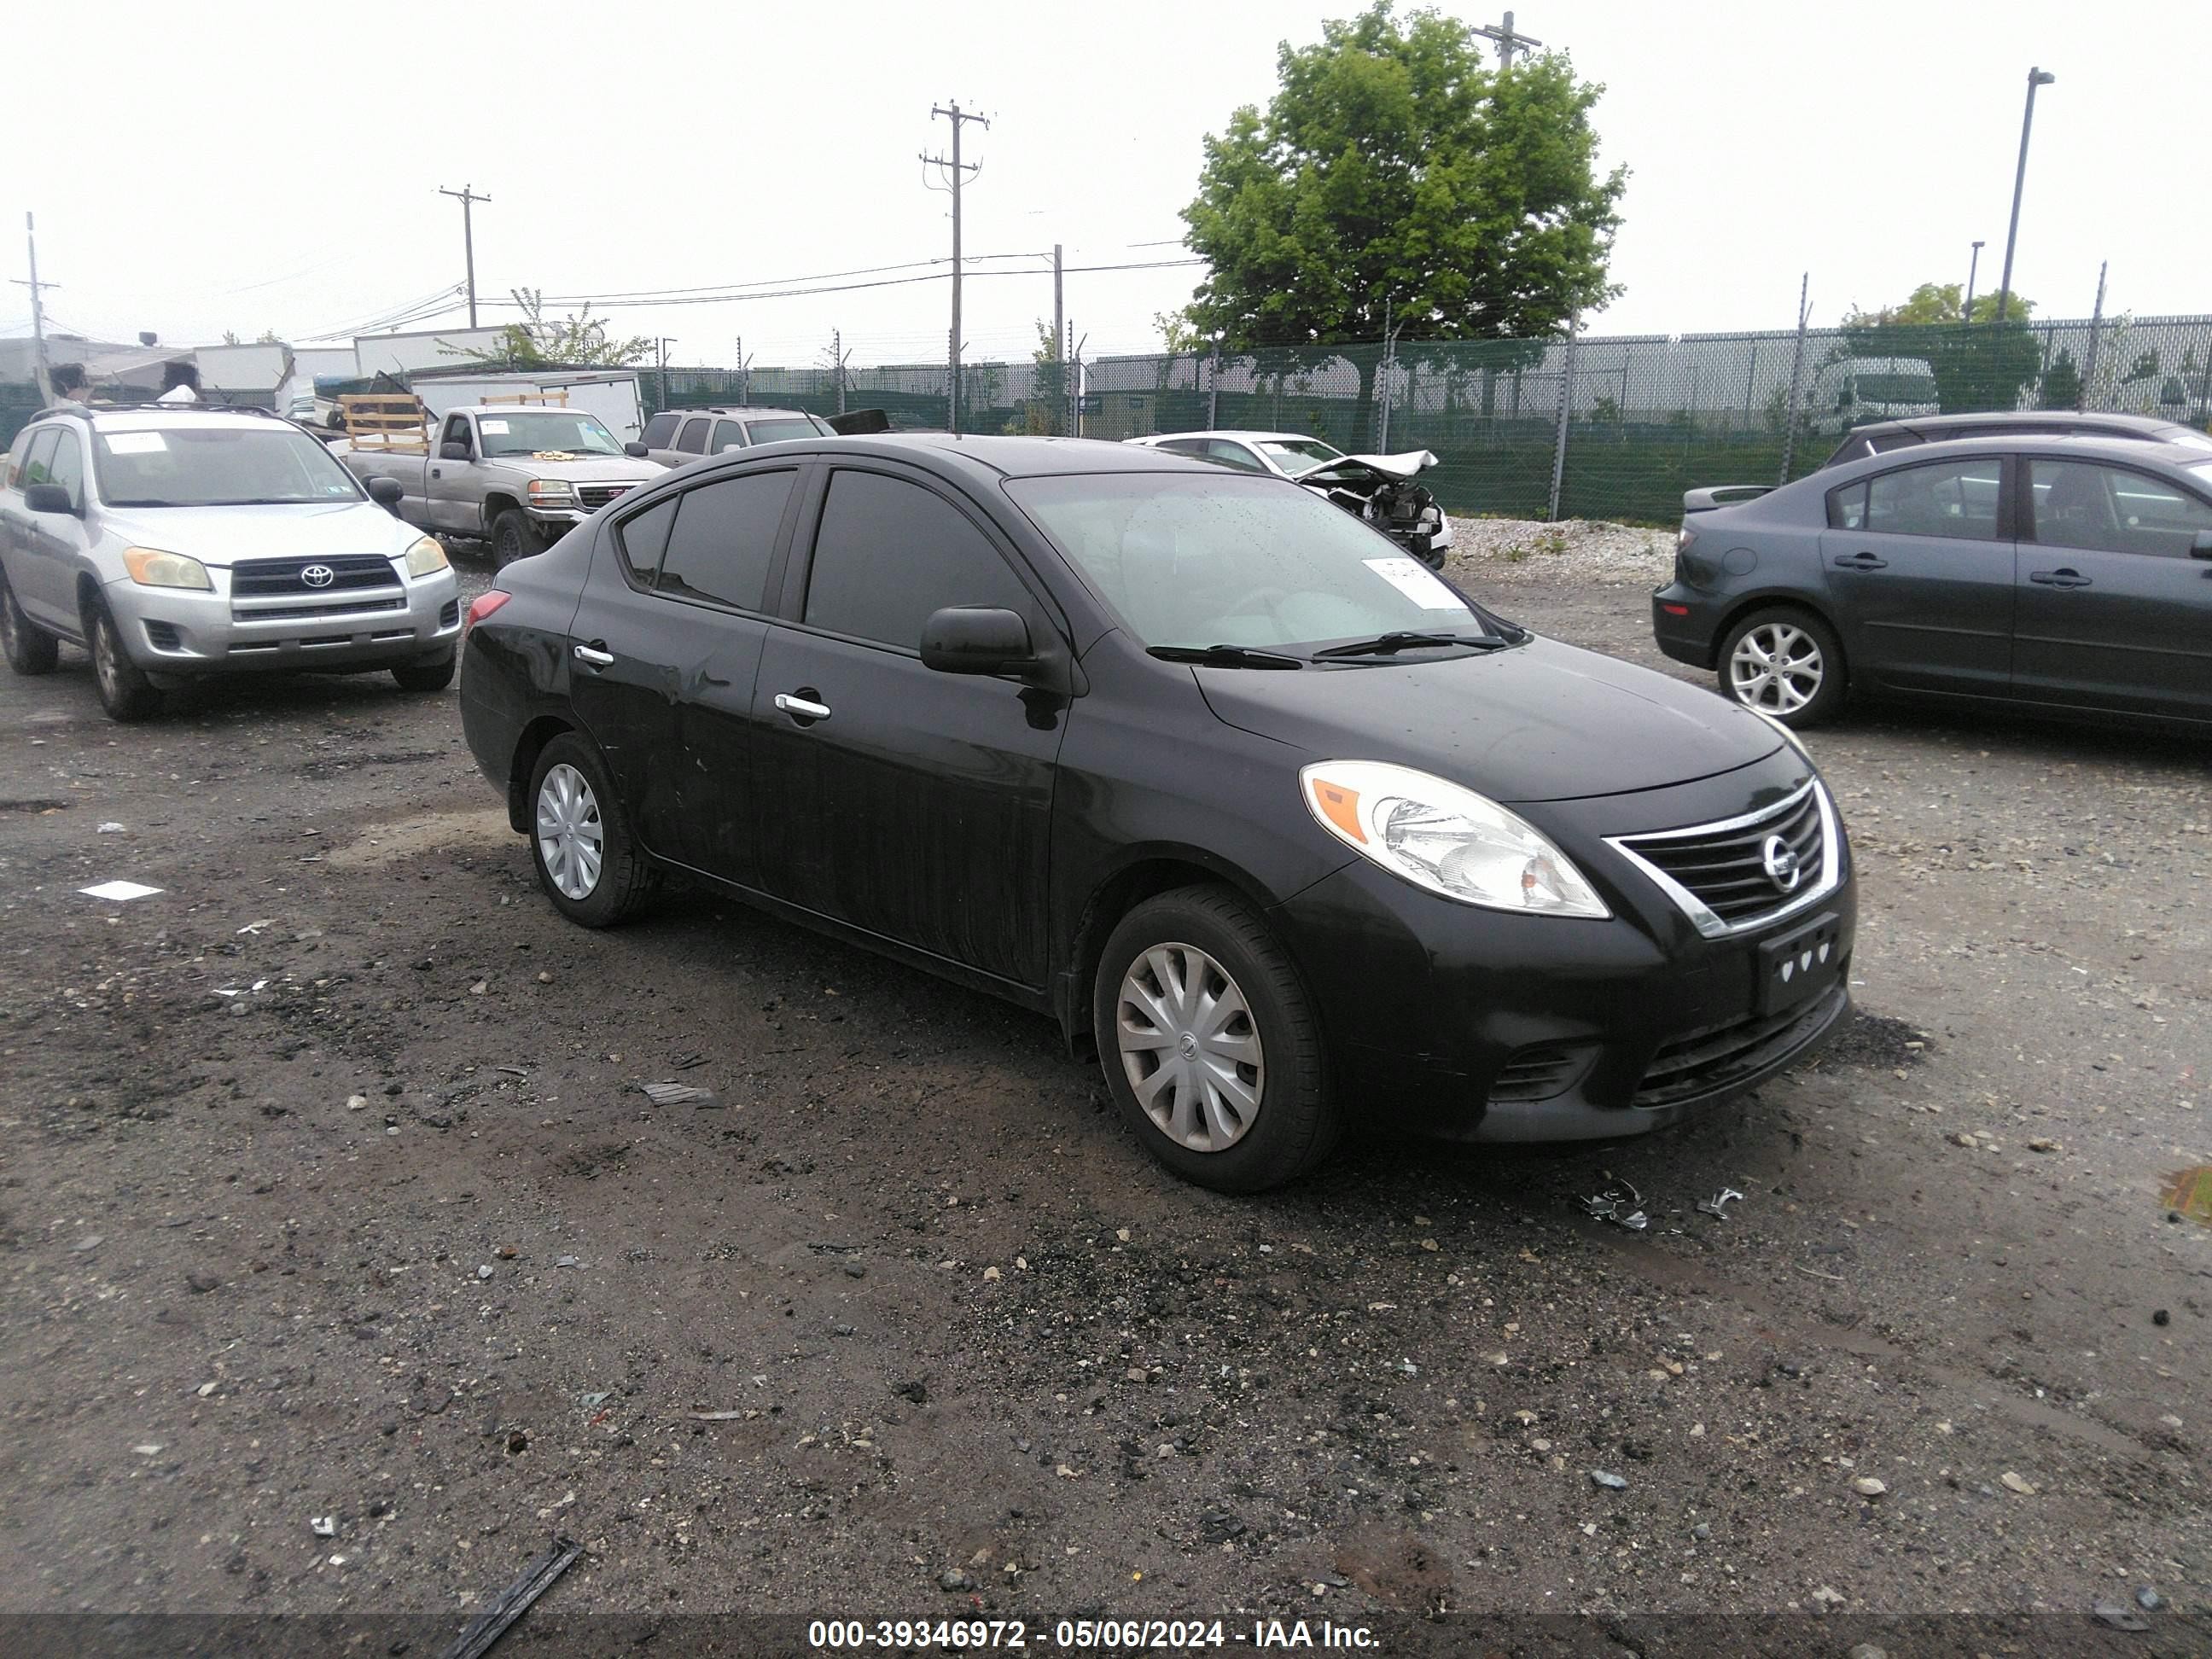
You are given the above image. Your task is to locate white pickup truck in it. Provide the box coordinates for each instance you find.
[335,403,658,567]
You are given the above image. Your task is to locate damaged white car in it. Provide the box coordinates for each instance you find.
[1124,430,1453,569]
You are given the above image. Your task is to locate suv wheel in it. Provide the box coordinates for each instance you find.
[492,510,542,570]
[1092,885,1339,1192]
[1718,606,1846,728]
[86,597,161,722]
[392,653,455,693]
[1,568,59,675]
[527,732,660,926]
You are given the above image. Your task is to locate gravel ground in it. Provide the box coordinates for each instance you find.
[0,542,2205,1650]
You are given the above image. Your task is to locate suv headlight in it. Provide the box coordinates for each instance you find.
[527,479,575,504]
[1301,760,1610,917]
[404,535,450,577]
[120,547,213,591]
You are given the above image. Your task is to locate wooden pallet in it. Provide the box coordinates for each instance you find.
[340,393,430,452]
[480,390,569,407]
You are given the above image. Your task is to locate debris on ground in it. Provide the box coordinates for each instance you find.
[2159,1166,2212,1225]
[2136,1587,2163,1611]
[79,881,163,902]
[638,1080,715,1107]
[1579,1179,1649,1231]
[2000,1471,2038,1495]
[310,1516,337,1537]
[2092,1599,2151,1632]
[440,1534,580,1659]
[1587,1469,1627,1490]
[1696,1187,1745,1220]
[96,822,125,834]
[690,1411,748,1422]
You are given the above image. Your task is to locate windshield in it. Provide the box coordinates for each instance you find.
[93,426,364,507]
[474,411,626,457]
[743,417,827,445]
[1256,438,1343,470]
[1853,373,1936,404]
[1007,474,1486,651]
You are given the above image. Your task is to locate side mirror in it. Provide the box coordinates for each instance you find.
[920,606,1034,675]
[439,440,470,462]
[364,475,404,508]
[623,440,649,458]
[23,482,73,515]
[2192,528,2212,562]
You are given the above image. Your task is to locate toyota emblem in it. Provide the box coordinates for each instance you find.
[1761,833,1802,893]
[300,563,335,589]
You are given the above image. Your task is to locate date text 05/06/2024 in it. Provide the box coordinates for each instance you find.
[805,1618,1379,1650]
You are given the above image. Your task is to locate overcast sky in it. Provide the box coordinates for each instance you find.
[5,0,2203,369]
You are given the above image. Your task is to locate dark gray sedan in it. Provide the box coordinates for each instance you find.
[1652,434,2212,729]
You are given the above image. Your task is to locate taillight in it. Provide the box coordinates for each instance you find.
[463,591,510,637]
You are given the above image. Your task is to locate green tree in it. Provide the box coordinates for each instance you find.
[2039,348,2081,410]
[1843,282,2037,329]
[1841,281,2043,416]
[451,288,651,369]
[1176,1,1624,431]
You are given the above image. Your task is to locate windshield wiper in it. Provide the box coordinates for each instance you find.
[1149,643,1305,670]
[1311,630,1512,659]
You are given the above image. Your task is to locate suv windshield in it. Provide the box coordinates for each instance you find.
[474,411,626,457]
[1255,438,1343,470]
[93,425,364,507]
[1007,474,1487,652]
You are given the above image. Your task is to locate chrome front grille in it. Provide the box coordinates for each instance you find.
[577,482,635,510]
[231,555,397,596]
[1606,780,1839,938]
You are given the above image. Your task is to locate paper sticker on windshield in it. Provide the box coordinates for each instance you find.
[479,419,510,434]
[105,432,166,454]
[1364,556,1463,610]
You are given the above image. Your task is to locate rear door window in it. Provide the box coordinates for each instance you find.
[675,418,710,456]
[1863,457,2005,539]
[655,469,798,610]
[712,420,747,453]
[2029,460,2212,558]
[801,469,1032,650]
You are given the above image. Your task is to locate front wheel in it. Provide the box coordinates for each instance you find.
[526,732,660,927]
[86,598,162,722]
[1092,885,1339,1193]
[1,568,60,675]
[1717,606,1847,728]
[491,510,542,571]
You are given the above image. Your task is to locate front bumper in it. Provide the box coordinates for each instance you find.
[108,564,462,678]
[1271,770,1856,1142]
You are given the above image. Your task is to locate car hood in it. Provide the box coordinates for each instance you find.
[95,500,422,566]
[480,454,654,482]
[1195,634,1784,804]
[1294,450,1439,485]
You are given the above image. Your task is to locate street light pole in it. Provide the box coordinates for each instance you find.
[1994,69,2055,325]
[1964,241,1985,321]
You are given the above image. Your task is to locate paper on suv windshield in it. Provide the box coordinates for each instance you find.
[1364,556,1462,610]
[105,432,167,454]
[479,419,510,434]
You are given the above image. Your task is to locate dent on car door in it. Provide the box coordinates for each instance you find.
[2011,457,2212,720]
[1819,455,2017,698]
[751,464,1068,986]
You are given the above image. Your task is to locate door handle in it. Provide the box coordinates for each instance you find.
[430,468,441,479]
[2028,568,2092,589]
[573,643,614,667]
[1831,551,1888,569]
[774,691,831,722]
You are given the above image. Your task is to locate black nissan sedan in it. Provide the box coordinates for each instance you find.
[460,434,1854,1191]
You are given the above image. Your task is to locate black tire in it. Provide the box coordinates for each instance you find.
[491,510,542,571]
[525,731,660,927]
[1091,884,1339,1193]
[1,567,60,675]
[85,597,162,722]
[1715,604,1848,729]
[392,653,456,693]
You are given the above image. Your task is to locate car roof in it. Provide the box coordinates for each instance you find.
[1140,429,1325,445]
[1851,410,2187,441]
[705,432,1224,480]
[40,405,290,434]
[1832,431,2212,470]
[658,405,824,421]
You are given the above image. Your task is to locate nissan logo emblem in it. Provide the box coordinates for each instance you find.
[1761,833,1802,894]
[300,563,335,589]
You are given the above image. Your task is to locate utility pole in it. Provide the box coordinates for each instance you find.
[1471,9,1542,66]
[832,328,848,415]
[735,336,752,407]
[438,184,492,328]
[12,212,57,397]
[2081,259,2108,412]
[1052,243,1065,436]
[1996,68,2055,325]
[922,101,988,432]
[1964,241,1986,321]
[1778,273,1811,483]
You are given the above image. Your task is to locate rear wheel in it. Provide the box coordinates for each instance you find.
[492,510,542,570]
[86,597,161,722]
[1,568,59,675]
[1717,606,1847,728]
[526,732,660,927]
[1092,885,1339,1193]
[392,653,455,692]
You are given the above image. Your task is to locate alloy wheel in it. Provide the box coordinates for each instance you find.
[1116,942,1266,1152]
[535,762,605,900]
[92,613,120,701]
[1729,620,1824,714]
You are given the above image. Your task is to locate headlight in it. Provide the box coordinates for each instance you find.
[1301,760,1610,917]
[527,479,575,504]
[120,547,212,591]
[404,536,450,577]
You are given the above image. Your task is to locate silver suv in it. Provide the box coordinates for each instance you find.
[0,405,463,721]
[638,405,835,469]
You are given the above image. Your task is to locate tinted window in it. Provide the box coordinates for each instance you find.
[742,418,820,445]
[443,414,472,451]
[1204,440,1267,472]
[2030,460,2212,558]
[675,418,710,455]
[1155,438,1208,456]
[13,428,58,489]
[641,413,678,448]
[804,470,1032,649]
[44,428,85,510]
[656,469,795,609]
[616,495,678,584]
[1827,480,1867,530]
[712,420,747,452]
[1867,433,1921,453]
[1865,458,2003,539]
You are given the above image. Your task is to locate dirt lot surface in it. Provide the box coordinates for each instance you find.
[1,540,2205,1652]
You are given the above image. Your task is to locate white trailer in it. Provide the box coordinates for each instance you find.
[405,370,648,442]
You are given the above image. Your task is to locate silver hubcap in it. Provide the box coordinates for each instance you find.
[535,763,604,900]
[1730,621,1823,714]
[1116,942,1265,1153]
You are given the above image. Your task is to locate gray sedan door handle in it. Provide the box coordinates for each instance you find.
[573,643,614,667]
[774,692,831,722]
